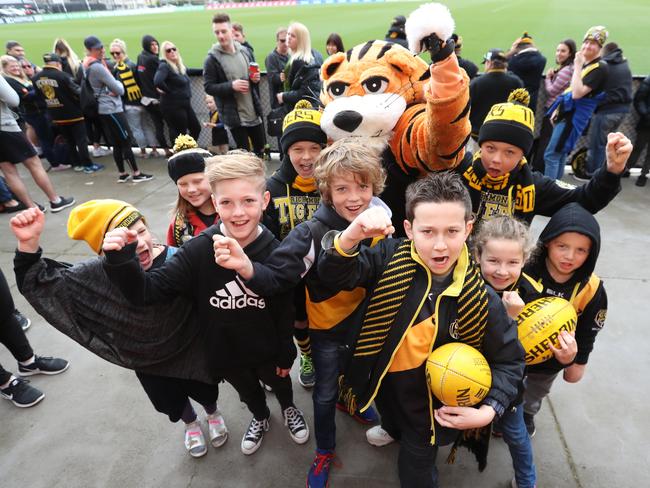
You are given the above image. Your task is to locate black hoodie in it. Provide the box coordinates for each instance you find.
[137,35,161,99]
[597,48,632,114]
[524,203,607,375]
[103,224,296,371]
[264,157,320,240]
[245,202,385,340]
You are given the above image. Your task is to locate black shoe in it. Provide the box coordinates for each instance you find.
[50,196,75,213]
[0,377,44,407]
[241,415,270,455]
[621,169,631,178]
[13,310,31,331]
[2,202,27,214]
[18,355,70,376]
[636,175,647,187]
[523,412,536,437]
[132,173,153,183]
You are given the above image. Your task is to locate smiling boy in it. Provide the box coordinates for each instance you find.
[102,152,309,456]
[457,89,631,227]
[316,171,525,488]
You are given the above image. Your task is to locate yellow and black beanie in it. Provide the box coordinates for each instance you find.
[584,26,608,47]
[478,88,535,154]
[167,134,212,183]
[67,199,144,254]
[280,100,327,154]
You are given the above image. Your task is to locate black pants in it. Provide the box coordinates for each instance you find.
[84,114,105,145]
[0,268,33,385]
[57,121,92,167]
[224,362,294,420]
[161,100,201,145]
[229,123,266,157]
[135,371,219,423]
[144,102,169,149]
[100,113,139,174]
[627,126,650,175]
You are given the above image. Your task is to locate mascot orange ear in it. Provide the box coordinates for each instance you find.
[321,52,348,81]
[383,49,429,80]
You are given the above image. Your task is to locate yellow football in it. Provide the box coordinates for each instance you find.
[425,342,492,407]
[516,296,578,365]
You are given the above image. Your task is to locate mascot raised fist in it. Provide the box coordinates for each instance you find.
[319,3,470,234]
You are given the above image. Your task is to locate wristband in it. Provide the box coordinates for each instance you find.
[334,232,359,258]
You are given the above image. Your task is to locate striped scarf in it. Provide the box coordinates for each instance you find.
[339,240,489,413]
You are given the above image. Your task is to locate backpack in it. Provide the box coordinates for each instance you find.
[79,61,99,118]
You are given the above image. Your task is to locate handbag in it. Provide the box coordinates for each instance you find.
[266,105,288,137]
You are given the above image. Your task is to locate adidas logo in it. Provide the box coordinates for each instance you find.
[209,277,266,310]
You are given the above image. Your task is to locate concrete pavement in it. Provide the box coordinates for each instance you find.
[1,155,649,488]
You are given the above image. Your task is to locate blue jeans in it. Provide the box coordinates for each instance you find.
[0,176,12,203]
[496,404,536,488]
[544,121,568,180]
[398,440,439,488]
[311,334,342,451]
[586,112,626,175]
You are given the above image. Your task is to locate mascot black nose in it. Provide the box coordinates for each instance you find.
[333,110,363,133]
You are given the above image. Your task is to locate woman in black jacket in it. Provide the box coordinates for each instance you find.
[276,22,321,111]
[154,41,201,143]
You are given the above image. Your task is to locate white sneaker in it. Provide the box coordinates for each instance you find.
[207,411,228,448]
[283,406,309,444]
[366,425,396,447]
[92,147,111,157]
[184,421,207,458]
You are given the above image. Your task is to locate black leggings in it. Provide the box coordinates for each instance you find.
[100,112,139,174]
[135,371,219,423]
[229,123,266,157]
[161,100,201,145]
[144,102,169,149]
[0,268,33,384]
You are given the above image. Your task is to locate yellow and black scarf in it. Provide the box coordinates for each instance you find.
[114,62,142,102]
[339,240,489,414]
[462,151,536,222]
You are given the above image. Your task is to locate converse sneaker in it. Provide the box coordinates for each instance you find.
[83,163,104,174]
[0,377,44,407]
[241,415,269,455]
[307,449,336,488]
[283,406,309,444]
[18,355,69,376]
[299,353,316,388]
[366,425,396,447]
[523,412,536,437]
[184,421,207,458]
[50,196,75,213]
[207,411,228,448]
[132,173,153,183]
[13,310,31,331]
[117,174,131,183]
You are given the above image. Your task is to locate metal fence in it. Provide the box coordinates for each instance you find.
[176,73,646,161]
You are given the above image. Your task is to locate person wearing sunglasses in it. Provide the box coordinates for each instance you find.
[82,35,151,183]
[110,39,157,160]
[154,41,201,144]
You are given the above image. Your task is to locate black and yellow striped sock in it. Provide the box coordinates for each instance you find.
[294,327,311,356]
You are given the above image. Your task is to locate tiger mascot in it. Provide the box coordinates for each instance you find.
[319,3,470,234]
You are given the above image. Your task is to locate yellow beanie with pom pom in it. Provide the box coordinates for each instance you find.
[280,99,326,154]
[478,88,534,154]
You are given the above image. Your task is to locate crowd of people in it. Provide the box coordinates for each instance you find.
[0,9,644,488]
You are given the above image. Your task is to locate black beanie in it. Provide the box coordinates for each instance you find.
[478,88,535,155]
[167,149,211,183]
[280,100,327,154]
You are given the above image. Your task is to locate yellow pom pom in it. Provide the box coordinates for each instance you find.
[173,134,198,153]
[508,88,530,107]
[294,99,313,110]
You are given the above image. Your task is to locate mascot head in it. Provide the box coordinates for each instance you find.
[319,41,430,141]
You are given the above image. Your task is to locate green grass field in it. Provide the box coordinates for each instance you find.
[1,0,648,73]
